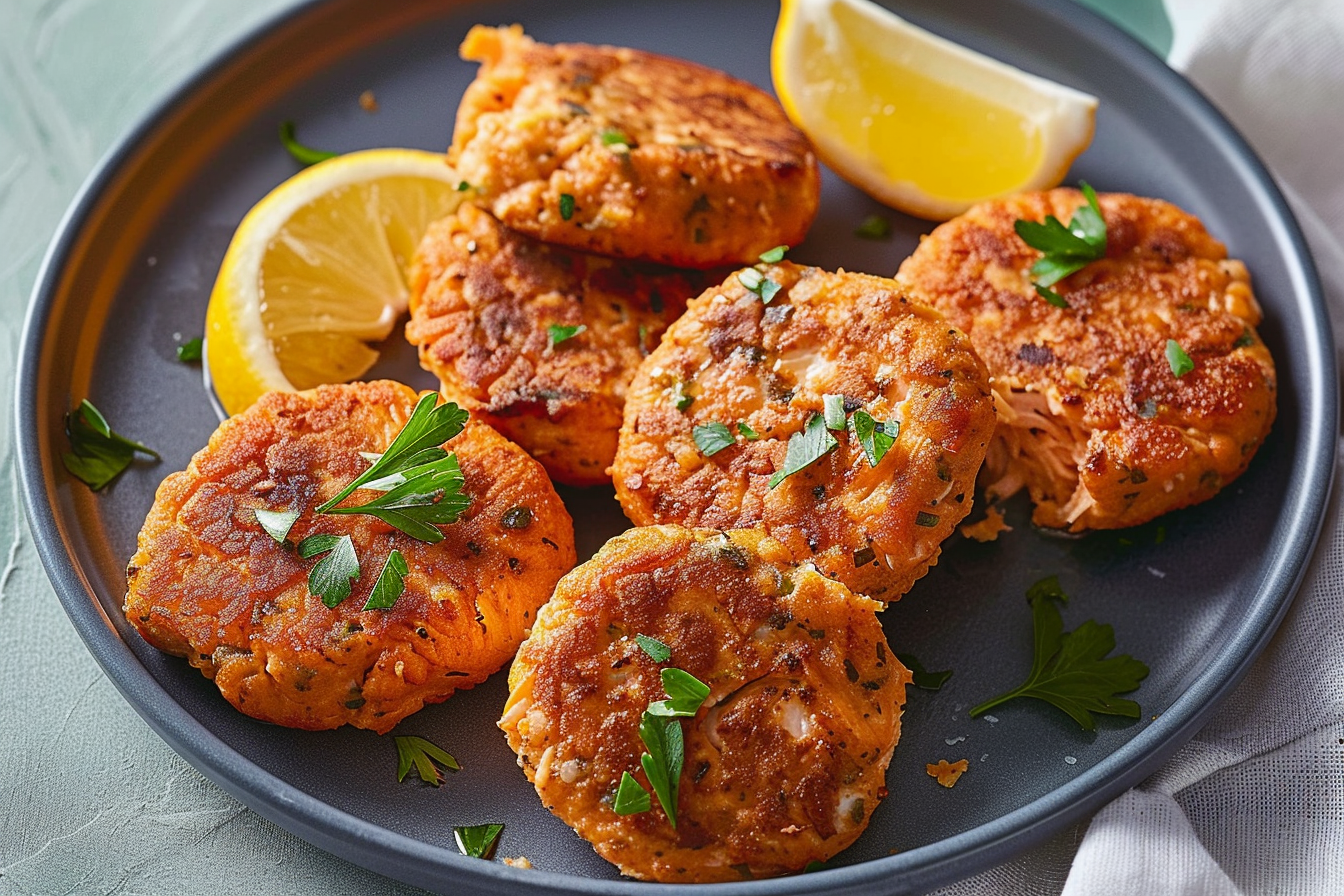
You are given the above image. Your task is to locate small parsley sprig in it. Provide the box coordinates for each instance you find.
[768,396,902,489]
[297,534,360,608]
[548,323,587,349]
[62,400,160,491]
[394,735,460,786]
[1014,182,1107,308]
[970,576,1149,731]
[454,823,504,859]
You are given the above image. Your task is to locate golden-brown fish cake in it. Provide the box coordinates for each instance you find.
[406,202,710,486]
[124,381,576,734]
[896,189,1277,531]
[449,25,820,269]
[612,262,997,601]
[500,526,907,882]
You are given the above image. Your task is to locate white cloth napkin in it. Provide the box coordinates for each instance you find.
[941,1,1344,893]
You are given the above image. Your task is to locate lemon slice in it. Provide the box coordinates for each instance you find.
[772,0,1098,220]
[205,148,468,415]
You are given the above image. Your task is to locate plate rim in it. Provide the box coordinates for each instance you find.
[15,0,1338,893]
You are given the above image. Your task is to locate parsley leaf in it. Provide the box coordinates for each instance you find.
[323,453,469,543]
[255,508,299,544]
[854,214,891,239]
[1166,339,1194,377]
[737,267,781,304]
[1015,182,1107,297]
[758,245,788,263]
[279,120,337,166]
[364,549,409,610]
[1035,284,1070,309]
[298,534,360,608]
[176,337,203,362]
[648,668,710,718]
[559,193,576,221]
[394,735,459,786]
[454,823,504,859]
[62,400,159,491]
[823,394,847,431]
[969,576,1149,731]
[639,713,684,828]
[737,422,760,440]
[768,413,837,489]
[600,128,632,150]
[850,410,898,467]
[636,633,672,663]
[456,180,472,192]
[613,771,651,814]
[895,653,953,691]
[693,422,735,457]
[548,323,587,349]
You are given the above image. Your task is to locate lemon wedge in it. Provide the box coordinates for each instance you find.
[772,0,1098,220]
[205,148,468,415]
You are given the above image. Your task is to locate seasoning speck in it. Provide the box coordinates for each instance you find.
[359,90,379,112]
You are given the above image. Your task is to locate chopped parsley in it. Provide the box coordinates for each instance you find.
[600,128,632,150]
[364,549,408,610]
[969,576,1149,730]
[635,633,672,663]
[278,120,337,166]
[62,400,159,491]
[547,323,587,349]
[850,410,898,467]
[176,337,203,362]
[737,421,760,440]
[894,653,953,691]
[639,711,685,828]
[297,533,360,608]
[1014,182,1107,305]
[692,422,736,457]
[559,193,576,221]
[1166,339,1194,377]
[456,180,472,192]
[823,394,847,431]
[501,506,532,529]
[613,771,651,815]
[255,508,299,544]
[673,383,694,412]
[915,511,941,527]
[647,668,711,718]
[758,245,788,263]
[737,267,781,304]
[854,214,892,239]
[454,823,504,859]
[768,413,838,489]
[615,663,711,828]
[394,734,460,786]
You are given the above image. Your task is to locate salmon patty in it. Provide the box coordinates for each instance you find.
[612,262,997,601]
[500,526,907,882]
[125,381,576,733]
[449,25,820,269]
[406,202,709,486]
[896,189,1276,531]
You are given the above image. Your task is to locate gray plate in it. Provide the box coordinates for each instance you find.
[16,0,1337,893]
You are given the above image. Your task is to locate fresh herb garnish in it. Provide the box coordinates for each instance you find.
[737,422,760,440]
[768,414,837,489]
[758,245,788,263]
[364,549,408,610]
[895,653,953,691]
[1015,182,1106,304]
[454,823,504,859]
[600,128,631,149]
[297,534,360,608]
[255,508,300,544]
[969,576,1149,731]
[639,712,685,828]
[854,214,892,240]
[1166,339,1194,377]
[915,511,941,527]
[62,400,160,491]
[850,410,898,467]
[394,735,460,786]
[647,668,711,718]
[737,267,781,304]
[693,422,736,457]
[559,193,576,221]
[548,323,587,349]
[279,120,337,166]
[1034,284,1070,309]
[176,337,204,362]
[673,383,694,412]
[501,506,532,529]
[456,180,472,192]
[635,633,672,663]
[823,394,847,431]
[314,394,469,541]
[613,771,652,814]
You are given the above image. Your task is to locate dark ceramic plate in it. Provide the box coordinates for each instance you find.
[16,0,1336,893]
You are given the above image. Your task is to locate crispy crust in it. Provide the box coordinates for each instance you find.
[124,381,576,734]
[612,262,997,601]
[449,25,820,269]
[500,526,907,882]
[406,203,710,485]
[896,189,1277,530]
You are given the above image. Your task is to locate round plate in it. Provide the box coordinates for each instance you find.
[16,0,1336,893]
